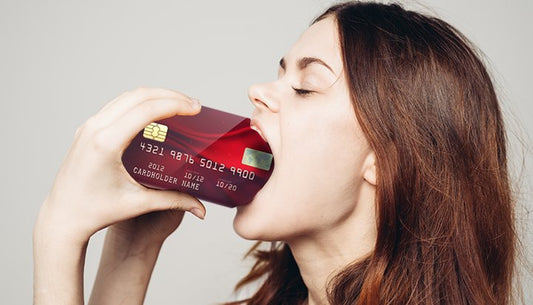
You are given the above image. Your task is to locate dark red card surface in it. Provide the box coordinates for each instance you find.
[121,106,274,207]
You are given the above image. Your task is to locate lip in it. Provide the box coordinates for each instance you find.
[250,118,268,143]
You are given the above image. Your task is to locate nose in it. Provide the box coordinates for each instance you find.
[248,82,280,113]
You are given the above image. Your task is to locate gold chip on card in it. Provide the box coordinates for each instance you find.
[143,122,168,142]
[242,147,273,171]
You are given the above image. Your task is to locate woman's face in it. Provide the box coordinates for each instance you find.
[234,17,375,242]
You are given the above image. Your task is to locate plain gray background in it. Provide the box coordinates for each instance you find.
[1,0,531,304]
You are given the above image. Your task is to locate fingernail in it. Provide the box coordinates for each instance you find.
[189,207,205,220]
[190,98,201,109]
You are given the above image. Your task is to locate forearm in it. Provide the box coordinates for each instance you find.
[88,228,163,305]
[33,88,205,305]
[33,221,88,305]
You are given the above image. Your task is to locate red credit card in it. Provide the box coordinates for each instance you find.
[121,106,274,208]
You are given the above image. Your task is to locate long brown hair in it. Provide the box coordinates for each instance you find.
[226,2,516,304]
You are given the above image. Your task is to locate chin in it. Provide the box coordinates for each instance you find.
[232,174,304,242]
[232,173,276,240]
[233,203,266,241]
[233,205,285,242]
[233,202,306,242]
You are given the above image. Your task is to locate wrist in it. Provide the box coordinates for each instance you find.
[33,222,88,305]
[34,204,91,249]
[89,230,162,305]
[105,225,164,257]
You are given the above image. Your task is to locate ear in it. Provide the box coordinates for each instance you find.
[362,151,377,186]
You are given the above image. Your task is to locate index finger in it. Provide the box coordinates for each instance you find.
[95,87,195,129]
[96,97,201,153]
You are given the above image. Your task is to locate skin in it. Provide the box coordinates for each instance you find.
[33,16,377,305]
[33,88,207,304]
[236,17,377,305]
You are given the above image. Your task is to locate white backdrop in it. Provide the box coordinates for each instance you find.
[1,1,531,304]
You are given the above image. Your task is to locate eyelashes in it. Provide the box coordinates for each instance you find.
[292,87,314,96]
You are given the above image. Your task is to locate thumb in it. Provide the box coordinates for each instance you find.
[140,189,206,220]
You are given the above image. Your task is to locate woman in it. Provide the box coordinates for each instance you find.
[33,1,517,305]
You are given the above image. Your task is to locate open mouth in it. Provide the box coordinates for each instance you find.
[250,120,268,144]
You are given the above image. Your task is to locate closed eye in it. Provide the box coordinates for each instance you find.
[292,87,314,96]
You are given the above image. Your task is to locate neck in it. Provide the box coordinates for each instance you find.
[287,188,376,305]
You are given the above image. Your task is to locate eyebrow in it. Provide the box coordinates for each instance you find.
[279,56,336,75]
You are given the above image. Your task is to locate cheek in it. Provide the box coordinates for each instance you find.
[233,106,368,241]
[282,106,363,182]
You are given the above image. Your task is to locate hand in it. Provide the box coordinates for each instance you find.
[35,87,206,246]
[107,209,187,249]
